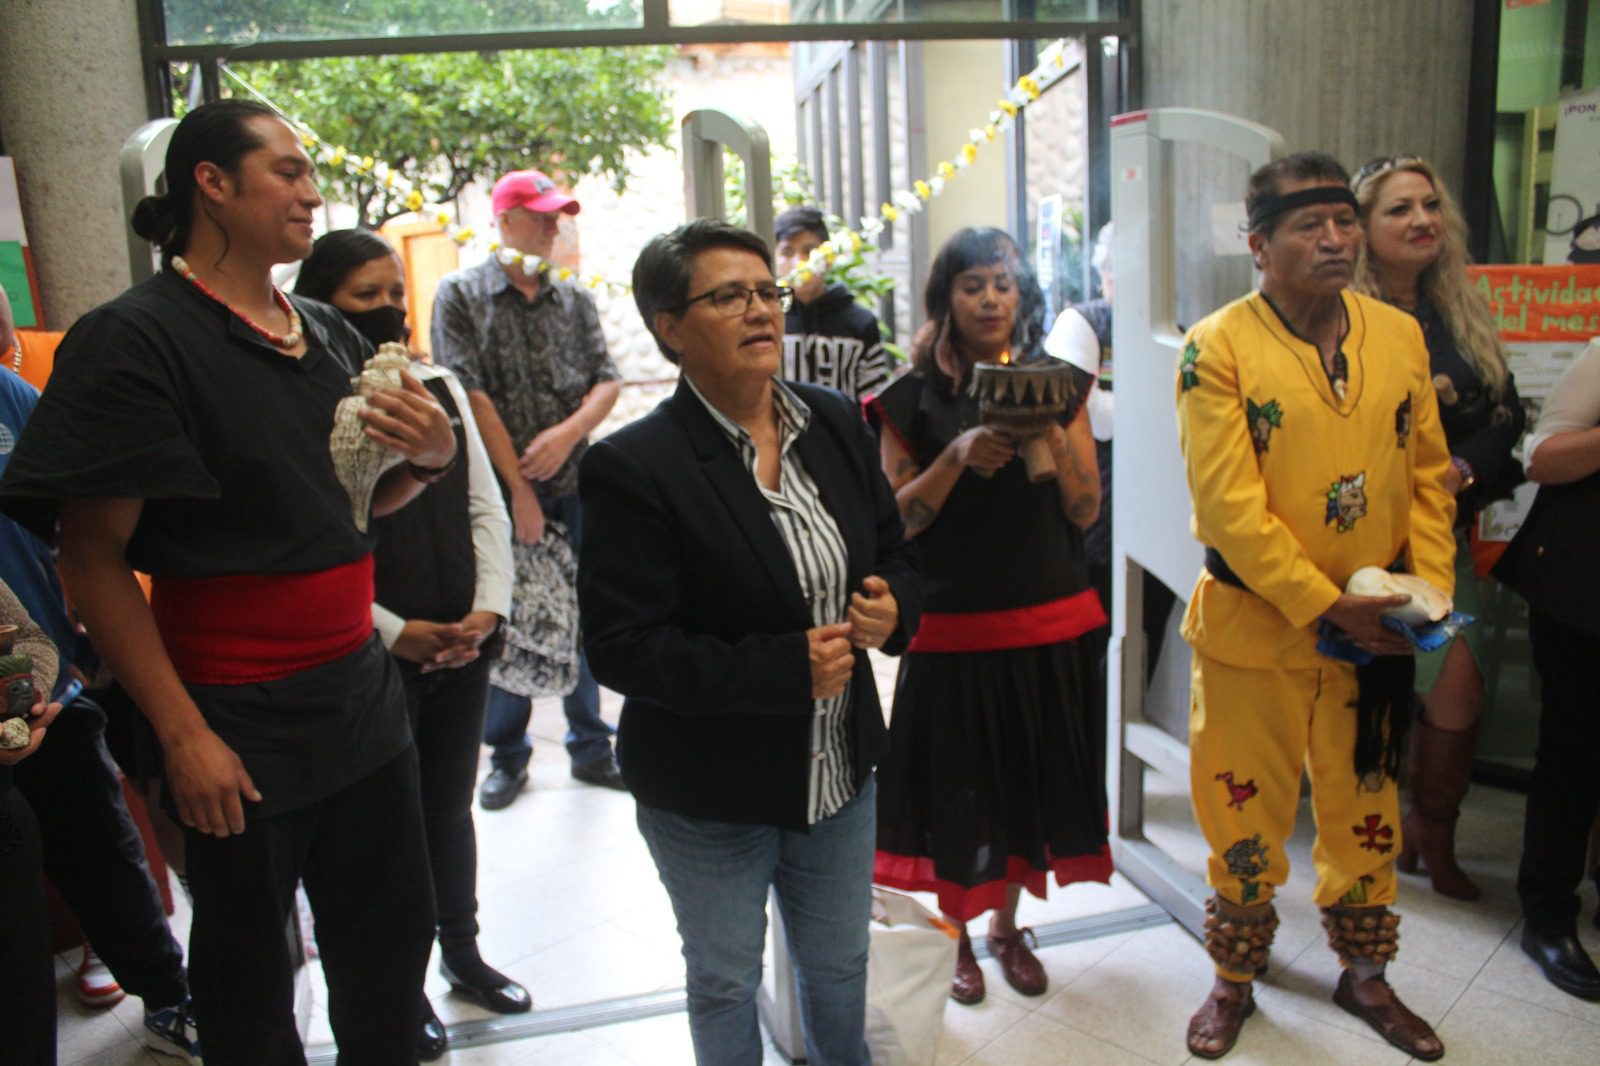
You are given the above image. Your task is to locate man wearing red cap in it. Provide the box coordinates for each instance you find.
[431,169,623,808]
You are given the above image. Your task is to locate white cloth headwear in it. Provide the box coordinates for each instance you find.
[1043,307,1101,377]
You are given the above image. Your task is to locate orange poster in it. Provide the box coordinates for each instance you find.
[1465,264,1600,341]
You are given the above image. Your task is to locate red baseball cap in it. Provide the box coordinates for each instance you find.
[491,169,580,218]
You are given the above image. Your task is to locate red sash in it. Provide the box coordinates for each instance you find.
[908,588,1107,653]
[151,556,375,685]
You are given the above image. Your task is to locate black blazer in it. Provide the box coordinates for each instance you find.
[578,379,920,830]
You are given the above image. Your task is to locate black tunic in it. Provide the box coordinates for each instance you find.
[0,271,411,817]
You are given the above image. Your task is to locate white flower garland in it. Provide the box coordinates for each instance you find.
[224,38,1076,295]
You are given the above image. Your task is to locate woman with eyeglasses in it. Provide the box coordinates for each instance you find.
[869,227,1110,1006]
[577,218,920,1066]
[1351,156,1524,901]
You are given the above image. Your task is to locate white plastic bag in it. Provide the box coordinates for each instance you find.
[865,887,960,1066]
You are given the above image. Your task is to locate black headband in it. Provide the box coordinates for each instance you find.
[1247,185,1359,231]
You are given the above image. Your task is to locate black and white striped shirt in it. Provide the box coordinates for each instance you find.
[683,375,855,823]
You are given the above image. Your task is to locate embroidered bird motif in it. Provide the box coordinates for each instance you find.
[1215,771,1258,811]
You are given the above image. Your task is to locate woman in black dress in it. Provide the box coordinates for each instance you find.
[1352,156,1524,901]
[870,227,1111,1005]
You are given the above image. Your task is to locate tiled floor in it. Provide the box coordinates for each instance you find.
[55,653,1600,1064]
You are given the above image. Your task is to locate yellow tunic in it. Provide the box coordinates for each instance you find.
[1175,290,1456,668]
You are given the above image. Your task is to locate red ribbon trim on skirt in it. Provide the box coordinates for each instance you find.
[873,848,1115,922]
[151,555,375,685]
[907,589,1107,653]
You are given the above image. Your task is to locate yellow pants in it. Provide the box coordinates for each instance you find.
[1189,651,1400,920]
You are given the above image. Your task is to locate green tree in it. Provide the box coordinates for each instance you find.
[226,46,674,226]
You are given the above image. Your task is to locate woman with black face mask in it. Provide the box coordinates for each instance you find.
[297,230,523,1059]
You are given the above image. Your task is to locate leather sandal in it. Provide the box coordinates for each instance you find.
[1186,980,1254,1059]
[986,927,1047,996]
[951,929,985,1005]
[1332,970,1443,1061]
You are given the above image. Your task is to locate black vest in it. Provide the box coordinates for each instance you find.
[371,377,477,624]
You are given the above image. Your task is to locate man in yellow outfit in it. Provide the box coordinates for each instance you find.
[1175,152,1456,1061]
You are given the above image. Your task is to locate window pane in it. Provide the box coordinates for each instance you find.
[673,0,1121,27]
[163,1,644,46]
[162,0,1123,45]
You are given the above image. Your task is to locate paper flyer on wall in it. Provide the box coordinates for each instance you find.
[1465,264,1600,543]
[1541,85,1600,267]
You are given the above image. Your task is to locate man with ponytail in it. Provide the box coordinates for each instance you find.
[0,100,457,1064]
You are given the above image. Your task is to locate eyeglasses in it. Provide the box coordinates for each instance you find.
[1352,155,1420,189]
[680,282,794,316]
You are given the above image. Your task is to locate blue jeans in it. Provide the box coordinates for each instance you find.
[482,493,613,771]
[636,777,876,1066]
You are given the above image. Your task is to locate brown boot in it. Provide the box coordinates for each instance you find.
[1397,719,1480,900]
[951,928,985,1005]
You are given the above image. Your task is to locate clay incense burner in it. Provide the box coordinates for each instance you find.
[970,355,1078,482]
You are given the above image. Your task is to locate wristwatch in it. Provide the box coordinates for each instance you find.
[1450,456,1477,493]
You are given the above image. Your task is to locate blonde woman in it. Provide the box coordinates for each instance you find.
[1352,155,1525,900]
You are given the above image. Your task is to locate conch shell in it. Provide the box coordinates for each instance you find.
[330,343,411,533]
[1345,566,1453,626]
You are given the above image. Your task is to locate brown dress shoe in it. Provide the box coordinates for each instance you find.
[1186,979,1255,1060]
[1332,970,1444,1061]
[951,929,985,1004]
[986,927,1047,996]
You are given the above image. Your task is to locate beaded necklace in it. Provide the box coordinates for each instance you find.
[171,255,303,349]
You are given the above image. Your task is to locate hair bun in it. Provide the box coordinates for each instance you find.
[130,193,177,242]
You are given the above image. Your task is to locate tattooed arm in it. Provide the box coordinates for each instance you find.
[1047,403,1100,528]
[878,422,1013,538]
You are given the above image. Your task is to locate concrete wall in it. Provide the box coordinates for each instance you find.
[1142,0,1476,324]
[923,41,1010,251]
[0,0,148,328]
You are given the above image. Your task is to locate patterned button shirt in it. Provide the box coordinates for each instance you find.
[430,257,621,499]
[683,374,857,824]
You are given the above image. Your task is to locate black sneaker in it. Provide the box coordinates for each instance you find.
[145,997,202,1063]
